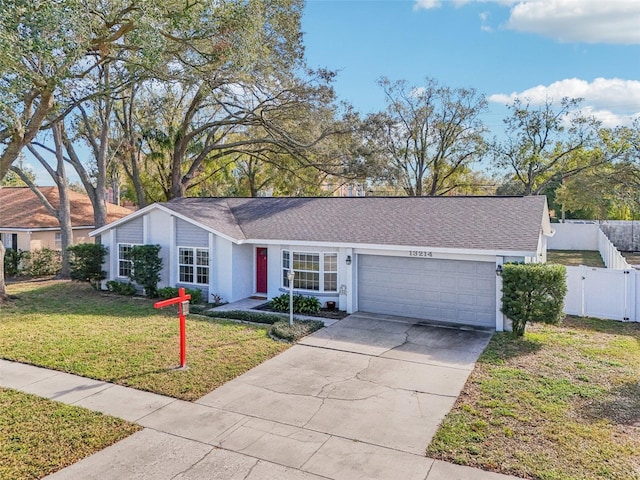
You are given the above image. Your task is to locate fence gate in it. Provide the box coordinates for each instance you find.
[565,266,637,322]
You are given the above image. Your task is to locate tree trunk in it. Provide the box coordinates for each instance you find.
[53,123,73,278]
[0,240,7,302]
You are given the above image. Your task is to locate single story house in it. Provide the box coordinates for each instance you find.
[90,196,552,331]
[0,187,133,252]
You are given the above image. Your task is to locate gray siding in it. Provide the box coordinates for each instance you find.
[176,218,208,247]
[116,217,143,244]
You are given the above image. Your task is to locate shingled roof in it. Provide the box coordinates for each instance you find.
[0,187,133,229]
[160,196,549,253]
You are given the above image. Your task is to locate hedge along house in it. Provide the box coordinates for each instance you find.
[90,196,552,331]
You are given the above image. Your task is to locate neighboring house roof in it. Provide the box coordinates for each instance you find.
[0,186,133,229]
[94,196,550,253]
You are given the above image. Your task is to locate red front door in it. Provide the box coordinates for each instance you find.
[256,248,268,294]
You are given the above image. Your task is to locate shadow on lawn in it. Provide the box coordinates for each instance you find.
[562,315,640,337]
[581,380,640,427]
[478,331,543,365]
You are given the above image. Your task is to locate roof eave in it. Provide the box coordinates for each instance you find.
[240,238,537,257]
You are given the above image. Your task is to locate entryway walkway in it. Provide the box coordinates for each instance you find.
[1,315,522,480]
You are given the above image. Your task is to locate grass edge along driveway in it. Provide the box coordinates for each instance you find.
[428,316,640,480]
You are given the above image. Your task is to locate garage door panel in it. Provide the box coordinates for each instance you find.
[441,262,461,273]
[439,276,457,289]
[476,295,495,308]
[457,277,477,290]
[457,294,477,306]
[439,292,458,303]
[422,277,441,289]
[357,255,496,328]
[457,262,479,274]
[476,312,495,324]
[476,282,495,295]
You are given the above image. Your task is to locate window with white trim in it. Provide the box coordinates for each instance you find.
[118,243,138,277]
[178,247,209,285]
[282,250,338,292]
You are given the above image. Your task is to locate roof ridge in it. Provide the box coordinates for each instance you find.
[224,198,247,240]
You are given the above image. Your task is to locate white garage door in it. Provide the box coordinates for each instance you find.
[357,255,496,328]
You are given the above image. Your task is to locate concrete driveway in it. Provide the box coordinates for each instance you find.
[37,312,502,480]
[192,312,493,477]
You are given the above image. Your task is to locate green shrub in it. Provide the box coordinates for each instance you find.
[128,245,162,298]
[201,309,288,325]
[501,263,567,337]
[4,249,27,277]
[67,243,107,289]
[106,280,137,296]
[189,304,207,315]
[157,287,204,304]
[25,248,62,277]
[270,294,321,314]
[271,319,324,342]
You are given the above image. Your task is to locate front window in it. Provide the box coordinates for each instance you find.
[118,244,136,277]
[282,250,337,292]
[324,253,338,291]
[179,247,209,285]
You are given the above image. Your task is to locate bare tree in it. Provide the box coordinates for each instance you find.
[491,97,601,195]
[363,77,488,196]
[19,123,74,278]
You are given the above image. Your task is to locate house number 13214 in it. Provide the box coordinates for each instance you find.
[409,251,432,257]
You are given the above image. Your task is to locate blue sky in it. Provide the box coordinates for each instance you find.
[301,0,640,130]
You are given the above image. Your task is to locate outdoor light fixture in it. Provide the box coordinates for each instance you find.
[346,255,352,265]
[496,265,503,276]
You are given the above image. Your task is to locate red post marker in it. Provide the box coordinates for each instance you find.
[154,287,191,368]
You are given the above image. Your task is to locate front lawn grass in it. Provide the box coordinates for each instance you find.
[428,316,640,480]
[547,250,605,267]
[0,387,140,480]
[0,280,289,401]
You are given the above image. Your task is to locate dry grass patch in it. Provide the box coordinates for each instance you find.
[0,387,140,480]
[428,317,640,480]
[623,251,640,265]
[547,250,605,267]
[0,280,289,401]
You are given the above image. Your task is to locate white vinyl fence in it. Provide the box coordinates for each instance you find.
[598,229,633,270]
[565,266,639,322]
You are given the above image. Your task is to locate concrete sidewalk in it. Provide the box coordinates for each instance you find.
[1,360,521,480]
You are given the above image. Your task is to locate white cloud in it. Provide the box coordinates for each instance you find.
[479,11,492,32]
[413,0,441,11]
[413,1,640,44]
[413,0,495,10]
[489,78,640,127]
[505,0,640,44]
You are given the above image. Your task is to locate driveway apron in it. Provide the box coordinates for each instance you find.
[193,312,493,476]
